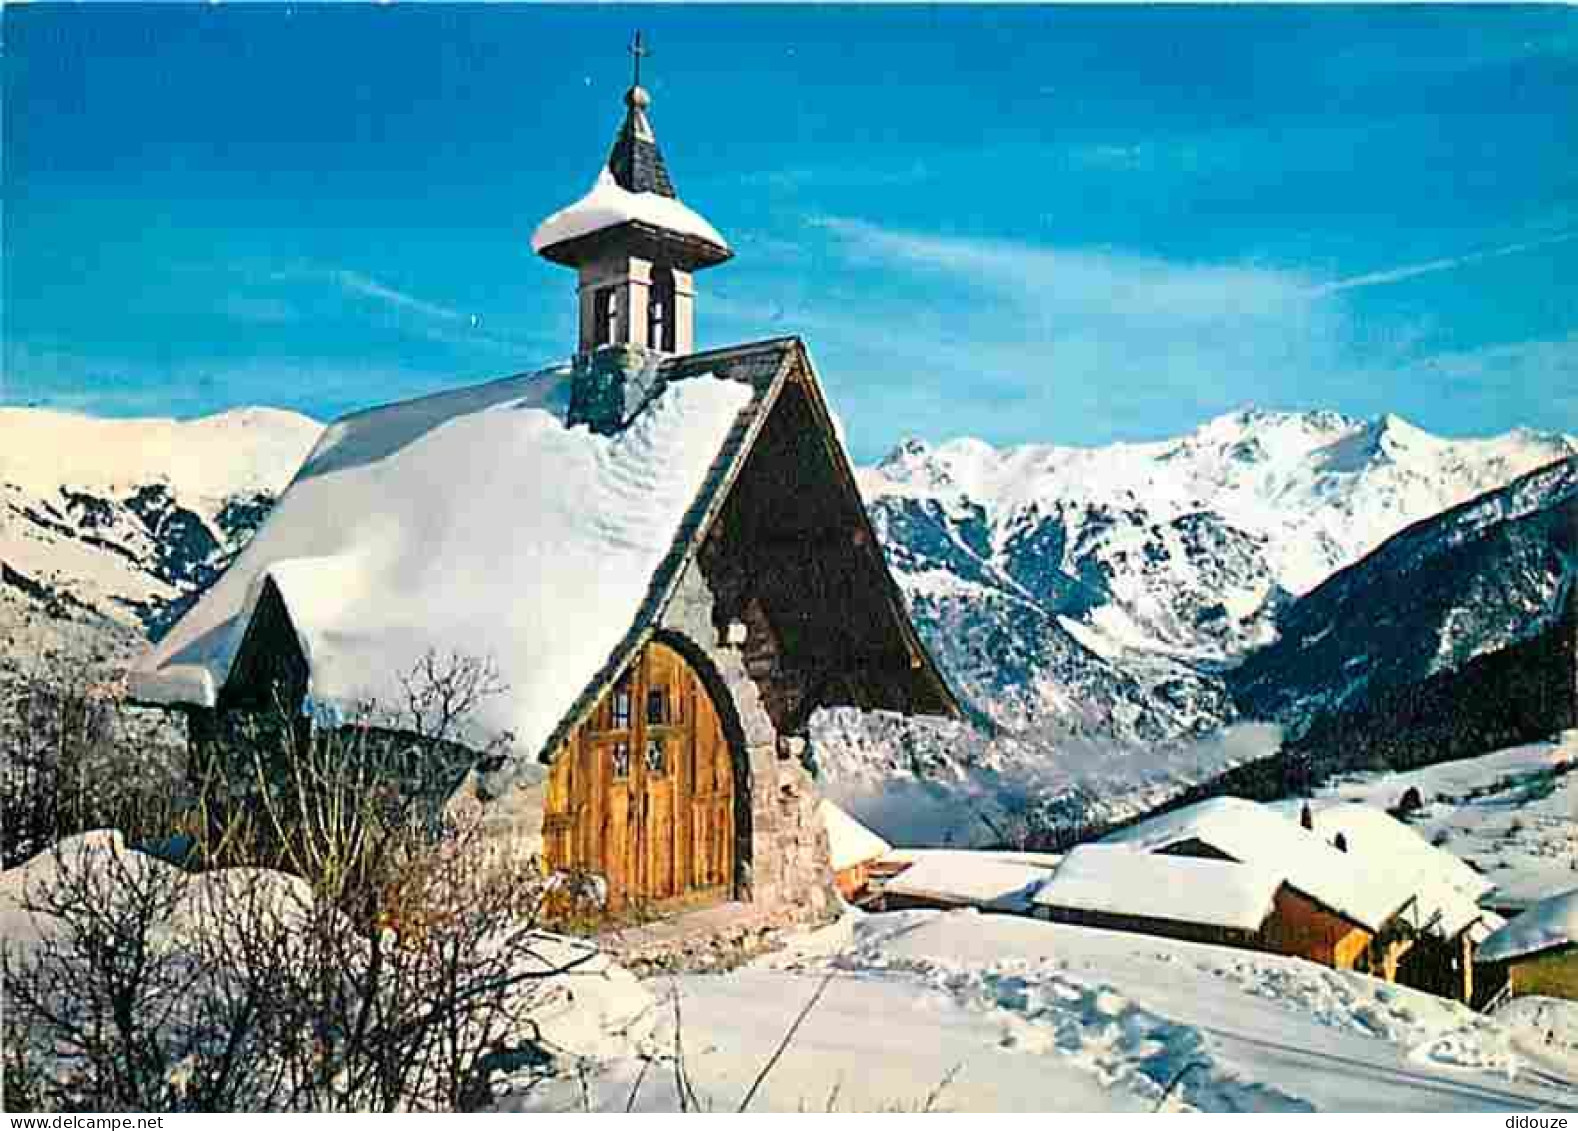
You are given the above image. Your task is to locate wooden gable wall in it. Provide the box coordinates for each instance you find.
[695,357,956,736]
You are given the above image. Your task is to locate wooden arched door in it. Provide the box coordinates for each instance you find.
[543,640,735,912]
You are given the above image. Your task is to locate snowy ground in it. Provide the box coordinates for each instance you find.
[508,910,1578,1112]
[1315,740,1578,910]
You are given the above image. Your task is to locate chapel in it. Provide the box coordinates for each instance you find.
[131,39,959,921]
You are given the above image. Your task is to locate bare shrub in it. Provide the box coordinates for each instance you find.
[4,648,586,1112]
[1,642,184,868]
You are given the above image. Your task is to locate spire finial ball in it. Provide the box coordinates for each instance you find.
[626,84,651,110]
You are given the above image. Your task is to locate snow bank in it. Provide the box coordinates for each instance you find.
[531,168,729,257]
[131,369,753,759]
[493,935,656,1062]
[880,850,1050,913]
[1494,996,1578,1075]
[1478,887,1578,964]
[819,798,890,872]
[1,831,318,957]
[1104,797,1417,932]
[5,833,654,1108]
[1036,843,1281,932]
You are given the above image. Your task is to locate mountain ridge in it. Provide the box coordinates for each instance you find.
[2,401,1572,738]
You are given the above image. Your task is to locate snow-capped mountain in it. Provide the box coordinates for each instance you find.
[859,410,1577,741]
[4,401,1572,846]
[4,403,1573,736]
[0,407,322,644]
[1233,454,1578,747]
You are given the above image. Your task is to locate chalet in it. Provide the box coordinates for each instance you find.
[874,850,1052,914]
[1269,798,1503,1003]
[1105,798,1414,974]
[1034,844,1289,949]
[1475,887,1578,1003]
[819,799,892,903]
[129,42,959,924]
[1099,797,1501,998]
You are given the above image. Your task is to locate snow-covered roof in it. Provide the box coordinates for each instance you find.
[1477,887,1578,964]
[1267,799,1496,940]
[879,850,1050,913]
[531,167,729,259]
[1103,797,1417,932]
[131,338,959,774]
[1035,844,1282,932]
[130,364,751,760]
[819,799,891,873]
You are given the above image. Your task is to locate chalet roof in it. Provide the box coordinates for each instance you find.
[879,851,1050,914]
[129,338,958,780]
[1103,797,1418,933]
[1477,887,1578,965]
[1035,844,1283,933]
[1266,799,1498,941]
[820,799,891,873]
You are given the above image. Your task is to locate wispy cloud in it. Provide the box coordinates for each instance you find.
[1309,230,1578,297]
[318,267,541,358]
[810,216,1315,321]
[1406,333,1578,433]
[770,216,1352,454]
[330,268,473,324]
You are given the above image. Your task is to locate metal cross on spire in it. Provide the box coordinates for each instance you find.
[628,30,650,88]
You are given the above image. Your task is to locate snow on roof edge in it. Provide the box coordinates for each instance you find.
[820,799,891,872]
[1477,887,1578,965]
[881,851,1051,913]
[531,167,730,257]
[1036,843,1283,933]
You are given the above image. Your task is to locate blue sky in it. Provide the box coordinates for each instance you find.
[5,4,1576,462]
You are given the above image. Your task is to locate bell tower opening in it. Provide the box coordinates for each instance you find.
[649,265,676,353]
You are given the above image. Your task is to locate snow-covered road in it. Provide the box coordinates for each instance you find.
[511,909,1578,1112]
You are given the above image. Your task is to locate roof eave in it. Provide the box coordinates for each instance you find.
[537,220,733,271]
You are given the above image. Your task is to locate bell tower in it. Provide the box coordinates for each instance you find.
[531,33,732,432]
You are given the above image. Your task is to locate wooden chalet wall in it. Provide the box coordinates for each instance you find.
[1260,886,1373,971]
[1506,946,1578,1000]
[1155,841,1378,975]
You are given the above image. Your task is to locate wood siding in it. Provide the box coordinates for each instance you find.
[543,640,735,912]
[1508,946,1578,1001]
[833,861,872,903]
[1037,884,1376,975]
[1262,886,1374,971]
[1037,905,1264,951]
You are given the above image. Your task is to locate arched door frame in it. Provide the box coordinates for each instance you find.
[649,629,754,899]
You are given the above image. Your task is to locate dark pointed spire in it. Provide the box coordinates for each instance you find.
[607,31,677,198]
